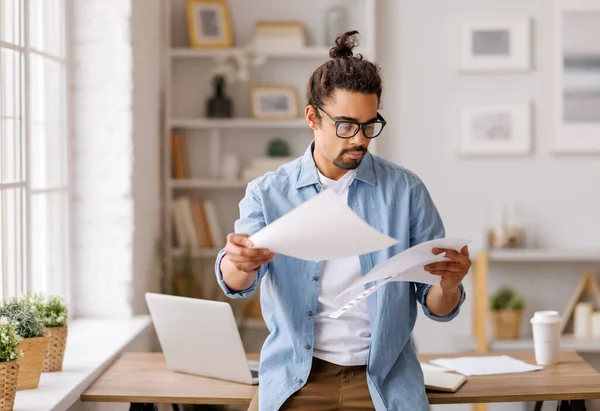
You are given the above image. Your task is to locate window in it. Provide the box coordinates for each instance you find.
[0,0,69,300]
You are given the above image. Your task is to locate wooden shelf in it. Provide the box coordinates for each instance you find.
[485,249,600,262]
[490,335,600,353]
[169,118,307,129]
[170,46,372,59]
[170,179,249,189]
[171,248,221,258]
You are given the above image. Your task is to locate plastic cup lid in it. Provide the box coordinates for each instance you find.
[530,310,561,324]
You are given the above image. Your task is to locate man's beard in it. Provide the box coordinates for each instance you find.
[333,146,367,170]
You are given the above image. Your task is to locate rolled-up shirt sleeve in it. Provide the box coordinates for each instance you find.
[410,180,466,322]
[215,181,269,299]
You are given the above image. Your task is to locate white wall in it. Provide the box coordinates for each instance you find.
[71,0,161,318]
[377,1,600,410]
[68,0,161,409]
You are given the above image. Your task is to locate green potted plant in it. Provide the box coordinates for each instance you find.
[490,287,525,340]
[0,297,48,390]
[0,317,22,410]
[29,293,68,372]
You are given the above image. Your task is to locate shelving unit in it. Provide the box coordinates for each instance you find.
[472,248,600,353]
[170,46,371,59]
[169,118,308,129]
[161,0,378,347]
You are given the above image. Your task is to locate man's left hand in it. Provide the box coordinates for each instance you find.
[424,246,471,292]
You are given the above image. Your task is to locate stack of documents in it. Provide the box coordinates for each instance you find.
[429,355,543,376]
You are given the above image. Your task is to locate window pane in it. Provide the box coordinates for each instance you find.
[1,187,25,298]
[0,0,23,46]
[30,0,64,57]
[30,54,64,124]
[1,48,24,119]
[30,123,64,188]
[30,191,67,294]
[1,118,24,183]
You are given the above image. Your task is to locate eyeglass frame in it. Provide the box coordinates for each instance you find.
[314,106,387,139]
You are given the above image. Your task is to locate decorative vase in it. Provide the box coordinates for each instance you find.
[206,76,233,118]
[0,360,19,411]
[17,336,49,390]
[492,309,523,340]
[43,326,68,372]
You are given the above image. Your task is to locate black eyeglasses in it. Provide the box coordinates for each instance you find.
[316,106,387,139]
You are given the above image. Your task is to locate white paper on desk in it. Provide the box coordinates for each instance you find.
[336,238,471,299]
[248,188,398,261]
[420,363,450,373]
[429,355,543,376]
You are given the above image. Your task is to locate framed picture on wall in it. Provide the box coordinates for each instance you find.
[552,0,600,154]
[185,0,233,48]
[250,86,299,119]
[459,104,532,156]
[459,18,531,72]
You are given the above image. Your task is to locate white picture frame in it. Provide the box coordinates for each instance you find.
[251,86,299,119]
[459,104,532,156]
[459,18,531,72]
[551,0,600,154]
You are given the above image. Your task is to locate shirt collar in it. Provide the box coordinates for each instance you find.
[295,141,377,189]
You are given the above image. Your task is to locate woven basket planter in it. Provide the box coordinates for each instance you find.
[0,360,19,411]
[43,326,68,372]
[16,336,49,391]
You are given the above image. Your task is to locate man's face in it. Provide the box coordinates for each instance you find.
[306,90,379,175]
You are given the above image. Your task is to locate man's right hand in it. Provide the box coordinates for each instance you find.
[222,233,275,273]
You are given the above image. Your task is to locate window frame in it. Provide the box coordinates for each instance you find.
[0,0,71,307]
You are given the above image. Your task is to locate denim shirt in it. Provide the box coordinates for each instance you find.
[215,143,466,411]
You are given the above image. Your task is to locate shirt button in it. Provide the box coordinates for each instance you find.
[313,276,319,281]
[305,344,311,350]
[316,184,322,190]
[307,311,313,317]
[297,378,303,384]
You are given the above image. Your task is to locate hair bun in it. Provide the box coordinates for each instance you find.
[329,30,360,59]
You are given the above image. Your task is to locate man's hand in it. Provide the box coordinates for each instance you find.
[424,246,471,292]
[223,233,275,273]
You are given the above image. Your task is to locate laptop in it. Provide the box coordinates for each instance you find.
[145,292,259,385]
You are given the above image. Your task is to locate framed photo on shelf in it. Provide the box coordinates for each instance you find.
[459,18,531,72]
[459,103,532,156]
[250,86,299,119]
[551,0,600,154]
[185,0,233,48]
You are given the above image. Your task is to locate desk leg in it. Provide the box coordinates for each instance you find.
[557,400,587,411]
[129,403,158,411]
[534,401,544,411]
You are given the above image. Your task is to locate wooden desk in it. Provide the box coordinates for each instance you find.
[81,351,600,409]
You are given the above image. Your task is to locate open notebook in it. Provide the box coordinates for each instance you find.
[421,363,467,393]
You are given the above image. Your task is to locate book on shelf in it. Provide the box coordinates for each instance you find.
[171,196,224,252]
[171,131,189,179]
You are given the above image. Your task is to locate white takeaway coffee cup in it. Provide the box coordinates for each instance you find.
[530,310,561,365]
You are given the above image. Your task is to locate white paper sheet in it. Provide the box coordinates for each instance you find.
[248,188,398,261]
[420,362,450,373]
[336,238,472,299]
[429,355,543,376]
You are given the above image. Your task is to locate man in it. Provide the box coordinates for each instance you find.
[215,31,470,411]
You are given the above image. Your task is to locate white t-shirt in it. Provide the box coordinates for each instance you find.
[312,168,371,366]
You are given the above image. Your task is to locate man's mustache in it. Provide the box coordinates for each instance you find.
[341,146,367,155]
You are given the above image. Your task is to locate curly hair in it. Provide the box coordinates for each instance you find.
[306,30,383,118]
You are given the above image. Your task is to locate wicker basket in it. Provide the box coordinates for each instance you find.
[491,309,523,340]
[16,336,49,391]
[0,360,19,411]
[43,326,68,372]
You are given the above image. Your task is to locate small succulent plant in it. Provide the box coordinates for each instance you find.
[0,317,22,362]
[0,296,45,339]
[27,293,68,328]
